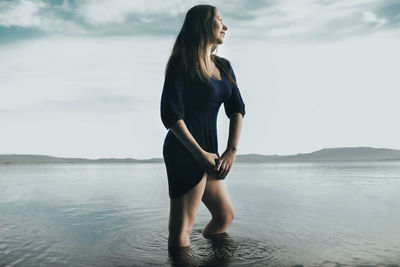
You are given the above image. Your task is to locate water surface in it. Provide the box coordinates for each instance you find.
[1,162,400,266]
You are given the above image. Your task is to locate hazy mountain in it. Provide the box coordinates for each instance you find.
[235,147,400,162]
[1,147,400,164]
[0,154,163,164]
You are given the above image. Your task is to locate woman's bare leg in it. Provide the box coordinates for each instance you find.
[201,172,235,238]
[168,172,207,247]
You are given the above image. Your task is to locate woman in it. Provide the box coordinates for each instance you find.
[160,4,246,249]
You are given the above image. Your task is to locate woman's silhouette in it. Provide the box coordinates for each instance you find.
[160,4,246,250]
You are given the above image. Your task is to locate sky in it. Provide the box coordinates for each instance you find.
[1,0,400,159]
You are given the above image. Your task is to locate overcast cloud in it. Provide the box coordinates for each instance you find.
[1,0,399,159]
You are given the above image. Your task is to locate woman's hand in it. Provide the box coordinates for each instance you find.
[197,150,219,173]
[215,147,237,178]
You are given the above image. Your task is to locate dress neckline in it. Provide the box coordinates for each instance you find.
[210,67,224,82]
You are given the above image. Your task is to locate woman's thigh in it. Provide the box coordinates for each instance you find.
[201,172,235,219]
[169,172,208,230]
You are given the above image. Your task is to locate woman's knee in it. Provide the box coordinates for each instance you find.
[214,209,235,226]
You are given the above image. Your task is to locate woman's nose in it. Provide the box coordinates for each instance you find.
[223,24,228,30]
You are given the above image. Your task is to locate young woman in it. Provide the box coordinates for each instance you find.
[160,4,246,249]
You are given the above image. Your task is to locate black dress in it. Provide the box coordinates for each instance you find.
[160,55,246,199]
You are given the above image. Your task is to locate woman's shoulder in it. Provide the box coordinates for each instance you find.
[214,55,233,73]
[214,55,230,65]
[165,54,184,77]
[167,54,182,68]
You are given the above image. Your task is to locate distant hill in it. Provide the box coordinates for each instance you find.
[0,154,163,164]
[235,147,400,162]
[1,147,400,164]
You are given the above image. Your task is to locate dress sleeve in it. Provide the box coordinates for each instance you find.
[224,59,246,119]
[160,57,185,130]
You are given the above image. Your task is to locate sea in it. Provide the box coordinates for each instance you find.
[1,161,399,266]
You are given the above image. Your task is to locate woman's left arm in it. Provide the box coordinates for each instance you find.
[215,112,243,178]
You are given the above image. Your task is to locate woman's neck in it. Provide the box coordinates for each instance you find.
[205,44,215,63]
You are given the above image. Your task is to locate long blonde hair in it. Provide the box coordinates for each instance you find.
[165,4,236,87]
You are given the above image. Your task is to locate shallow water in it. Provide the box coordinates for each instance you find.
[1,162,400,266]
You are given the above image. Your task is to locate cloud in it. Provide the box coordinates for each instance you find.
[0,0,399,43]
[0,0,44,27]
[232,0,395,41]
[0,0,86,39]
[77,0,187,25]
[362,11,387,27]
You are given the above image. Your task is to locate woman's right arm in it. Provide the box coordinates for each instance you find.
[170,120,203,160]
[170,119,219,173]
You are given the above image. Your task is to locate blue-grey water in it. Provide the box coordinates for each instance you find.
[1,161,400,266]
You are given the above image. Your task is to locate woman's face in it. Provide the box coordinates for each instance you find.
[213,9,228,45]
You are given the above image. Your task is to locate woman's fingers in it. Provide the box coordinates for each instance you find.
[216,159,222,171]
[220,162,232,178]
[214,156,234,178]
[218,162,226,177]
[221,165,228,177]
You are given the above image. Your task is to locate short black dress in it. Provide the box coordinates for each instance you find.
[160,55,246,199]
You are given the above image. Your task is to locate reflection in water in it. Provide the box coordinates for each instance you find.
[168,230,288,266]
[168,245,194,267]
[168,232,233,267]
[198,232,234,266]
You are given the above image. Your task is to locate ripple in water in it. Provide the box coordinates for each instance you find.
[167,228,291,267]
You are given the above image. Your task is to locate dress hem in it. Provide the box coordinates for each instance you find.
[168,169,206,199]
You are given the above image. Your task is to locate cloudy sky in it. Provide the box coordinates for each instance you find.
[1,0,399,159]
